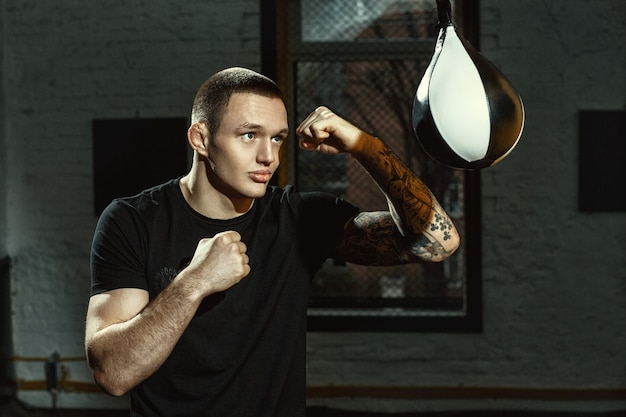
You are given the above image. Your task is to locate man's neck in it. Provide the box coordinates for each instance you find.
[179,168,253,220]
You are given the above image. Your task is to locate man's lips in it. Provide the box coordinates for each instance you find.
[249,171,273,183]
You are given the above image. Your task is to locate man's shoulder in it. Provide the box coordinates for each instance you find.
[261,184,322,210]
[261,184,359,217]
[114,178,179,206]
[263,184,332,203]
[100,178,181,222]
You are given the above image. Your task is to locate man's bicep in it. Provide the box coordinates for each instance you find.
[85,288,149,337]
[335,211,422,266]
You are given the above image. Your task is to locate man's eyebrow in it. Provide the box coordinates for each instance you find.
[237,122,263,131]
[238,123,289,135]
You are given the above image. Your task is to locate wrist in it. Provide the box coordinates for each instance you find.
[350,133,387,161]
[170,268,209,304]
[349,132,381,157]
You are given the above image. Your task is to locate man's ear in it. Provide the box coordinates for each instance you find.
[187,122,209,156]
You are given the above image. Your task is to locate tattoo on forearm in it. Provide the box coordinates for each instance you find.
[340,137,458,264]
[359,144,437,234]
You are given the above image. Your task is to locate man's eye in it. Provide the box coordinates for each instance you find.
[272,136,284,144]
[244,133,255,140]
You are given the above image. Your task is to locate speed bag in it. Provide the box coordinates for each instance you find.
[412,0,525,170]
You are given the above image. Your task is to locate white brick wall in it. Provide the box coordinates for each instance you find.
[2,0,625,412]
[3,0,261,408]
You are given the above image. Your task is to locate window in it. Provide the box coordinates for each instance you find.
[92,118,188,215]
[264,0,481,332]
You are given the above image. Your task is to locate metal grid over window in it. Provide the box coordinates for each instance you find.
[278,0,481,331]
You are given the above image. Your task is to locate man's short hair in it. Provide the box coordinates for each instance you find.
[191,67,285,133]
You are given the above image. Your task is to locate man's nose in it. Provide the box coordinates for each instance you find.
[256,139,275,164]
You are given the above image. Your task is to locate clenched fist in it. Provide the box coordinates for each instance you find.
[185,231,250,297]
[296,106,366,155]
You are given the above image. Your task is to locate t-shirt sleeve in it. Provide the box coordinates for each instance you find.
[90,200,149,296]
[298,191,361,261]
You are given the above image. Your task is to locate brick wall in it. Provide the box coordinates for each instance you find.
[308,0,626,413]
[0,2,6,258]
[2,0,260,408]
[1,0,625,412]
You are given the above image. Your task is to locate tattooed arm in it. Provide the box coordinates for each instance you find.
[296,107,459,265]
[338,136,458,264]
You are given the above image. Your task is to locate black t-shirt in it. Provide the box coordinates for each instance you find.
[90,179,359,417]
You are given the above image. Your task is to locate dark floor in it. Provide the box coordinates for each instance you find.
[1,398,625,417]
[308,409,626,417]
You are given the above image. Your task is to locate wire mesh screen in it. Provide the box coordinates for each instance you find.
[300,0,440,42]
[290,0,467,316]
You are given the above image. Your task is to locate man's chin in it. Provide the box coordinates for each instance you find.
[250,185,270,198]
[241,183,270,199]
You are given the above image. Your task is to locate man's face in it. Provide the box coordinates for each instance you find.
[206,92,288,200]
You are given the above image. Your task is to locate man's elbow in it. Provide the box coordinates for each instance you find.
[92,369,134,397]
[87,349,134,397]
[409,232,460,263]
[432,223,461,262]
[443,232,460,260]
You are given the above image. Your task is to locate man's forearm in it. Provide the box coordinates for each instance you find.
[350,133,460,254]
[86,272,203,396]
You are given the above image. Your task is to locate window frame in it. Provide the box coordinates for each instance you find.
[262,0,482,332]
